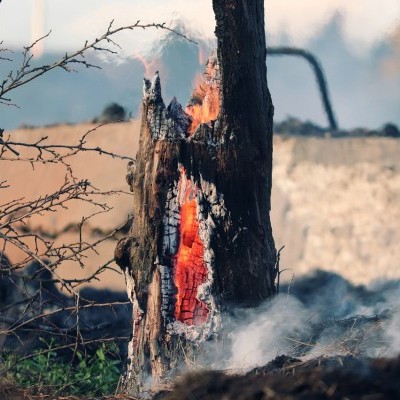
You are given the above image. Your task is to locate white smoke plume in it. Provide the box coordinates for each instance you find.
[227,296,311,369]
[213,270,400,371]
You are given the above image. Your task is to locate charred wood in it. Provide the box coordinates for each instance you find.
[116,0,277,392]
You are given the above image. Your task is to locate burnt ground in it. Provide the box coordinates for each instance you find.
[155,355,400,400]
[1,270,400,399]
[3,355,400,399]
[0,379,136,400]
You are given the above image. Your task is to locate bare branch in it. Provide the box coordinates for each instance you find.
[0,123,136,163]
[0,20,197,103]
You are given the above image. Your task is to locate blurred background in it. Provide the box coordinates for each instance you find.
[1,1,400,289]
[0,0,399,130]
[2,3,400,391]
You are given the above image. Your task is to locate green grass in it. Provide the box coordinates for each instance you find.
[1,339,122,397]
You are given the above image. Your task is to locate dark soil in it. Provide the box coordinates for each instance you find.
[0,380,138,400]
[3,355,400,399]
[0,379,28,400]
[155,355,400,400]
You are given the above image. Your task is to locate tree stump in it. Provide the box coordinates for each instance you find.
[115,0,276,392]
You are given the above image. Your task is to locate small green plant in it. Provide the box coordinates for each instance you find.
[1,339,121,397]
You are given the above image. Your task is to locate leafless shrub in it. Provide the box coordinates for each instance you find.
[0,14,195,373]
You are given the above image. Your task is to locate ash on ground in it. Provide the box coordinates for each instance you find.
[156,269,400,399]
[156,355,400,400]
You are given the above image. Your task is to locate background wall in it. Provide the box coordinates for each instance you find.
[3,122,399,289]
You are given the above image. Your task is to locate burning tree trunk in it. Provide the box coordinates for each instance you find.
[115,0,276,392]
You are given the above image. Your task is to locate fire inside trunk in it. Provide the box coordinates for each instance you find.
[174,173,208,325]
[172,58,220,327]
[185,59,220,135]
[115,14,276,388]
[148,55,223,337]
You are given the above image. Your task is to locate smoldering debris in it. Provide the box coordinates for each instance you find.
[1,266,400,400]
[221,269,400,371]
[156,355,400,400]
[2,264,400,387]
[156,270,400,399]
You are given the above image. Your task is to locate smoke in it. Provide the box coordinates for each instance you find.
[31,0,46,57]
[268,13,400,129]
[2,13,400,130]
[144,20,214,107]
[385,309,400,354]
[214,270,400,371]
[226,296,311,369]
[380,25,400,76]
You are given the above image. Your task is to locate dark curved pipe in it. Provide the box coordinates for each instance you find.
[267,46,338,131]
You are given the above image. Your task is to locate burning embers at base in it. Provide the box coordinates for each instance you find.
[172,55,221,328]
[141,53,224,339]
[174,174,209,326]
[160,167,224,340]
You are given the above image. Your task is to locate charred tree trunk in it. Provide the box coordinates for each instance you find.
[115,0,276,392]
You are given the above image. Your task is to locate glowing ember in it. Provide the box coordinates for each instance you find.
[197,44,208,66]
[185,54,220,135]
[174,179,208,326]
[134,52,159,77]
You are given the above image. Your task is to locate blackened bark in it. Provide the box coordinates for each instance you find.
[115,0,276,393]
[212,0,276,304]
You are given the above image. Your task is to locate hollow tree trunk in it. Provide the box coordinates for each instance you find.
[115,0,276,392]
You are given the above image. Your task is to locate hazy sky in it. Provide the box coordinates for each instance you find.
[1,0,399,56]
[1,0,400,130]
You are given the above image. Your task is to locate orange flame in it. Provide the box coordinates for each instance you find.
[198,44,207,66]
[134,52,159,77]
[174,174,208,326]
[185,55,220,135]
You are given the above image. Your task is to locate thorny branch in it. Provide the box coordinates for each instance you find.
[2,17,202,373]
[0,167,133,372]
[0,123,135,162]
[0,19,196,106]
[0,18,196,161]
[0,193,131,367]
[1,177,132,287]
[0,13,199,378]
